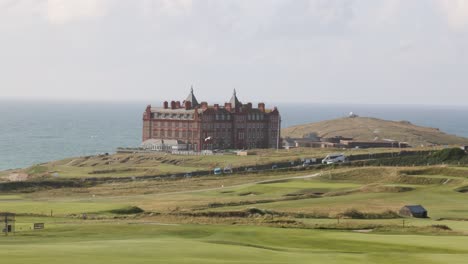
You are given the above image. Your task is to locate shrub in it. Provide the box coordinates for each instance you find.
[431,148,466,161]
[342,209,365,219]
[247,207,266,215]
[109,206,144,215]
[341,209,400,219]
[431,224,452,231]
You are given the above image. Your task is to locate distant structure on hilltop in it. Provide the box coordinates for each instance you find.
[142,88,281,152]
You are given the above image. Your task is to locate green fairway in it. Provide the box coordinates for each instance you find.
[1,222,468,264]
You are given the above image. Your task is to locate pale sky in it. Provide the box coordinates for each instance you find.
[1,0,468,105]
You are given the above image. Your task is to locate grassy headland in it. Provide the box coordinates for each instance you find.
[282,116,468,147]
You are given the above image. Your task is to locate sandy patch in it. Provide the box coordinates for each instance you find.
[8,173,29,182]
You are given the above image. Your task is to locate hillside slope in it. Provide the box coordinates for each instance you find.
[282,117,468,147]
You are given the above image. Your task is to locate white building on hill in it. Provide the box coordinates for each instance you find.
[141,139,187,152]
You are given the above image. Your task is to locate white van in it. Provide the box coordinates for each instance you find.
[223,166,233,174]
[322,154,347,164]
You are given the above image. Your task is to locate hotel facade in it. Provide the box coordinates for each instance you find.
[142,88,281,151]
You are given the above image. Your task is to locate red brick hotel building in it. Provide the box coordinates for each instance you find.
[142,88,281,151]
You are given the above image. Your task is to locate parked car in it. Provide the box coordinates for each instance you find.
[213,168,222,175]
[184,172,193,178]
[271,164,278,170]
[245,167,255,172]
[223,167,233,174]
[322,154,347,164]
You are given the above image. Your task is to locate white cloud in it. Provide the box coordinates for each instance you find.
[436,0,468,30]
[46,0,108,24]
[1,0,468,104]
[140,0,192,17]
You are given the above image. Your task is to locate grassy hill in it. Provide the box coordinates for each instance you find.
[283,116,468,147]
[0,147,405,181]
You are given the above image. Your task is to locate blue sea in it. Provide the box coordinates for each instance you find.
[1,100,468,171]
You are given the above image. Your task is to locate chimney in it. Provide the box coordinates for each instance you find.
[163,101,168,109]
[176,101,181,108]
[247,102,252,109]
[201,102,208,110]
[144,105,151,119]
[170,101,176,109]
[214,104,219,111]
[185,101,192,110]
[258,103,265,112]
[225,103,232,112]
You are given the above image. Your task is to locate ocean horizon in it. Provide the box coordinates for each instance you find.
[1,99,468,171]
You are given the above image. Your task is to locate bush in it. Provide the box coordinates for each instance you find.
[247,208,270,215]
[109,206,144,215]
[431,148,466,162]
[342,209,365,219]
[360,148,468,167]
[431,224,452,231]
[341,209,400,219]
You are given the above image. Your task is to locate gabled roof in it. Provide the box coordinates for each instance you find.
[229,89,242,108]
[404,205,427,213]
[184,86,199,107]
[142,139,163,145]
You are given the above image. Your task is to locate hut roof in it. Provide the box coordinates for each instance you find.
[403,205,427,214]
